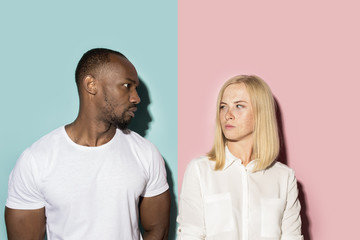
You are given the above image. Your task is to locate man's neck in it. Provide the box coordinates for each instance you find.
[65,117,116,147]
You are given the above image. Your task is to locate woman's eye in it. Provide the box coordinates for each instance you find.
[220,105,225,110]
[236,104,244,109]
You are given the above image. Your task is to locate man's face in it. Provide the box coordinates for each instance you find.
[97,55,140,130]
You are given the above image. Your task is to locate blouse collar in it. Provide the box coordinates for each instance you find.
[223,146,256,171]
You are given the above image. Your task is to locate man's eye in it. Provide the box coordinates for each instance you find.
[123,83,130,88]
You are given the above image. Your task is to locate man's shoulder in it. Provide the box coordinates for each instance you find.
[118,129,164,168]
[29,126,64,152]
[14,126,64,168]
[118,129,155,149]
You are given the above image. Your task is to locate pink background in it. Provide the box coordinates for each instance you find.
[178,1,360,239]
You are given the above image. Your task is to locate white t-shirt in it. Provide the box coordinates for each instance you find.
[177,147,303,240]
[6,126,169,240]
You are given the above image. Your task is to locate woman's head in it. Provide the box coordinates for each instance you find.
[219,82,254,146]
[208,75,279,172]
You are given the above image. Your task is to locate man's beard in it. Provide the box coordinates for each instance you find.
[103,100,131,130]
[110,111,132,130]
[104,94,134,130]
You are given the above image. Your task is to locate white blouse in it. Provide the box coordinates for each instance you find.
[177,147,303,240]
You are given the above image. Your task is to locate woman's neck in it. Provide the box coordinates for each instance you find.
[227,139,253,166]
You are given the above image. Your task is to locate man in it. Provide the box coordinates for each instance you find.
[5,48,170,239]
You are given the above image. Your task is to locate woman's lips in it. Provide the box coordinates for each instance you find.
[225,124,235,129]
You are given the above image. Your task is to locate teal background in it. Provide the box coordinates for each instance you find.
[0,1,177,239]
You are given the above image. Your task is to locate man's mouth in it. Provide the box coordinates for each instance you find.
[127,107,137,117]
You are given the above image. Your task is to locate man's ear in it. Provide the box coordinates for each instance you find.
[83,75,97,95]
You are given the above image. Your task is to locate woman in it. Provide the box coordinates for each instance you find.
[177,75,303,240]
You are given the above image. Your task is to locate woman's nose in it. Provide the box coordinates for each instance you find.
[225,109,234,120]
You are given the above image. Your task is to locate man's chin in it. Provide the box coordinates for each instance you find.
[116,120,131,130]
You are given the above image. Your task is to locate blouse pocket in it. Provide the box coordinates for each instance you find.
[203,192,235,237]
[261,198,286,238]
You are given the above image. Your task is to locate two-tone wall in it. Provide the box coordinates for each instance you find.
[1,0,359,239]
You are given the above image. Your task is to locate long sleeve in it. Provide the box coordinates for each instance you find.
[281,170,303,240]
[177,160,206,240]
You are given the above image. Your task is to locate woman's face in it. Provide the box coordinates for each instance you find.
[220,83,254,143]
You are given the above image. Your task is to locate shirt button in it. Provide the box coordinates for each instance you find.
[178,228,182,232]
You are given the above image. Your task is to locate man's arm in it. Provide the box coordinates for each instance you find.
[139,190,171,240]
[5,207,46,240]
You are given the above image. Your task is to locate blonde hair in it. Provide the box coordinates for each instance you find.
[207,75,279,172]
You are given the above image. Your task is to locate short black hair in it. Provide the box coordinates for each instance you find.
[75,48,126,86]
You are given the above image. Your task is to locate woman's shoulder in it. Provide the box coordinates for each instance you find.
[185,156,214,172]
[190,155,210,163]
[266,161,297,177]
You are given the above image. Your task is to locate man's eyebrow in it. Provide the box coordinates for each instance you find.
[125,78,137,83]
[124,78,140,87]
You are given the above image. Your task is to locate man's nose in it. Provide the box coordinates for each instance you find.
[130,89,141,104]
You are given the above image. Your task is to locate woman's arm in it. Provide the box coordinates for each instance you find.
[281,170,303,240]
[177,160,206,240]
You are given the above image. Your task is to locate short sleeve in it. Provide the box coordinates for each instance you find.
[6,149,45,210]
[281,170,303,240]
[141,143,169,197]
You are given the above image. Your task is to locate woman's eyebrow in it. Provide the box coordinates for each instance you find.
[234,100,248,103]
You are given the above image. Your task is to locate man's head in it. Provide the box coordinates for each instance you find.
[75,48,127,88]
[75,48,140,130]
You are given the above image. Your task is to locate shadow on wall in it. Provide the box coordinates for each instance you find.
[129,78,153,137]
[129,78,177,239]
[275,98,312,240]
